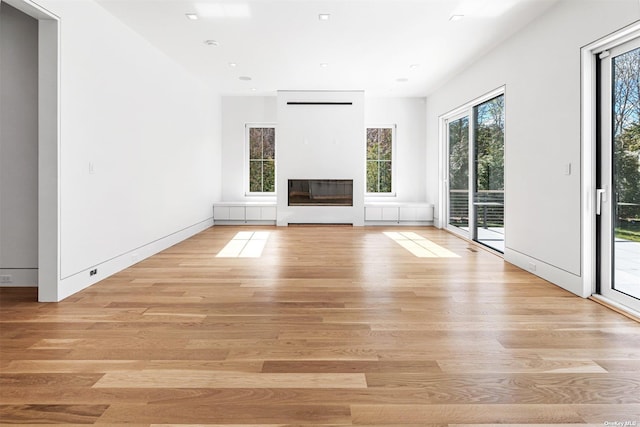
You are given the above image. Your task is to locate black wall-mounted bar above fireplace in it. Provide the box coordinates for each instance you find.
[288,179,353,206]
[286,102,353,106]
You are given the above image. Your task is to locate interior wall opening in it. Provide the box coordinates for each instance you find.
[1,0,60,302]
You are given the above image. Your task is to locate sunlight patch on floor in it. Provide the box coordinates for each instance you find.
[216,231,270,258]
[384,231,460,258]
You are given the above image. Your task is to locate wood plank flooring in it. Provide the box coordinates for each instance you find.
[1,225,640,426]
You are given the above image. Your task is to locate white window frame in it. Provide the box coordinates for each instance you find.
[581,21,640,305]
[245,123,276,196]
[442,110,471,237]
[365,124,397,197]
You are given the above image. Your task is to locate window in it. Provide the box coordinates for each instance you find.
[366,126,394,194]
[247,125,275,194]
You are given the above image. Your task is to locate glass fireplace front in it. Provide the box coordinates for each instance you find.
[288,179,353,206]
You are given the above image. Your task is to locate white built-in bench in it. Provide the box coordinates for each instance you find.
[364,203,434,225]
[213,202,434,225]
[213,202,277,225]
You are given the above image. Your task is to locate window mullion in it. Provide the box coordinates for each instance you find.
[377,130,380,192]
[260,129,265,193]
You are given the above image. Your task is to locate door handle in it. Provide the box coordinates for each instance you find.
[596,188,607,215]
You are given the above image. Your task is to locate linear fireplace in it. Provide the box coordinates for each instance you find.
[288,179,353,206]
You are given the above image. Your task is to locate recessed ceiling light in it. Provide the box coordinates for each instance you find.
[449,14,464,21]
[320,63,329,68]
[318,13,330,21]
[228,62,237,68]
[396,78,409,83]
[239,76,252,81]
[251,88,257,92]
[204,40,219,46]
[185,13,199,20]
[409,64,420,69]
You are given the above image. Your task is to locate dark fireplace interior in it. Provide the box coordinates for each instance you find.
[288,179,353,206]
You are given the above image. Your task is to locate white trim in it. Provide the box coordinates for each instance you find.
[3,0,58,20]
[39,8,60,302]
[442,112,470,238]
[4,0,62,302]
[581,21,640,301]
[591,294,640,321]
[438,86,505,238]
[505,248,583,297]
[57,218,212,301]
[0,269,38,287]
[437,112,445,229]
[244,123,277,196]
[439,86,506,125]
[365,124,397,197]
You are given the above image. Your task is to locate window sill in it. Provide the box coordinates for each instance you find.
[245,192,276,197]
[365,192,396,199]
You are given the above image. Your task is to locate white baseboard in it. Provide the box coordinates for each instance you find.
[0,269,38,287]
[55,218,213,302]
[504,247,585,297]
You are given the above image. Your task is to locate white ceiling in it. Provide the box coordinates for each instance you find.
[95,0,560,97]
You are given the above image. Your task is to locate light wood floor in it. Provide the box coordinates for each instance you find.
[1,226,640,426]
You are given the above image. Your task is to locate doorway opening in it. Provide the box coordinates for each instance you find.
[0,0,59,302]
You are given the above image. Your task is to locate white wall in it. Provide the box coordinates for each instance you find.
[28,0,220,300]
[220,96,277,202]
[277,91,365,225]
[365,97,427,203]
[220,96,428,207]
[426,0,640,295]
[0,2,38,286]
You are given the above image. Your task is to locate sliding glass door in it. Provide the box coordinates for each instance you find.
[598,37,640,311]
[473,96,505,252]
[445,92,505,253]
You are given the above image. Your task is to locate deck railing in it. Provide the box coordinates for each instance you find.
[449,190,504,229]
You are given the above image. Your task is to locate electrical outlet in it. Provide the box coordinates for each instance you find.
[0,275,12,284]
[89,269,97,277]
[528,262,536,272]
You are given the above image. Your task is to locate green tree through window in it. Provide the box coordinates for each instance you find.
[448,117,469,228]
[367,127,393,193]
[248,127,275,193]
[613,47,640,241]
[474,95,505,193]
[473,94,505,233]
